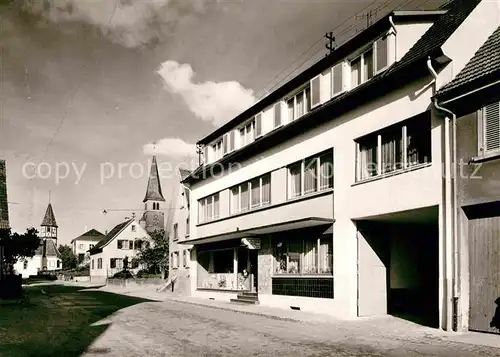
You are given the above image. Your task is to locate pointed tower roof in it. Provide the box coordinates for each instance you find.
[143,155,165,203]
[41,203,58,227]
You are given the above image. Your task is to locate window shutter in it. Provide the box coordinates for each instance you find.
[484,102,500,153]
[223,134,228,155]
[311,76,321,108]
[375,36,388,72]
[332,63,343,96]
[274,103,282,127]
[255,113,262,137]
[203,146,209,164]
[230,130,235,151]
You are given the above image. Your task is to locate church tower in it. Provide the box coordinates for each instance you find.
[41,202,58,244]
[140,155,165,234]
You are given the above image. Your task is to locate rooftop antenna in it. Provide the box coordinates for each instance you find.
[356,9,378,30]
[325,31,335,56]
[48,190,51,203]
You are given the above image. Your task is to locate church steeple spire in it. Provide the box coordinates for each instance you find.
[41,200,58,242]
[143,155,165,203]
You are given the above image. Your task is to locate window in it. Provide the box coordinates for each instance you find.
[287,151,334,199]
[350,35,390,88]
[134,240,143,250]
[274,234,333,275]
[274,103,282,128]
[91,259,94,270]
[129,240,134,250]
[78,253,85,263]
[255,113,263,137]
[173,251,179,269]
[239,119,255,147]
[173,223,178,240]
[230,173,271,214]
[97,258,102,269]
[199,193,220,223]
[331,62,344,96]
[479,101,500,155]
[79,244,84,250]
[117,240,129,250]
[212,139,223,161]
[186,217,190,236]
[310,76,321,108]
[57,260,60,268]
[110,258,116,269]
[183,250,188,267]
[23,260,28,270]
[131,225,136,232]
[286,86,311,122]
[89,244,94,250]
[356,113,431,181]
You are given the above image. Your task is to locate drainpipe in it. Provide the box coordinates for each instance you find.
[389,15,397,61]
[427,57,460,331]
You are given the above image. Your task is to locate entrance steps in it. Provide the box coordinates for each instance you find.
[230,291,259,305]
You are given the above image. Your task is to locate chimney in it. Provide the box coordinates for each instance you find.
[84,225,88,232]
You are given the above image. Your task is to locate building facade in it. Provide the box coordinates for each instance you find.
[177,0,500,332]
[71,229,104,266]
[168,169,193,295]
[435,24,500,334]
[0,160,9,280]
[89,219,151,283]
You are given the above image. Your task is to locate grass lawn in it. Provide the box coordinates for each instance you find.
[0,284,152,357]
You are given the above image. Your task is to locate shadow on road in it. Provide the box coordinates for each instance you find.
[0,284,153,357]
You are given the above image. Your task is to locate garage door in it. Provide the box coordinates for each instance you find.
[469,214,500,334]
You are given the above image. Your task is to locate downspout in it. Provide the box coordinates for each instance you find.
[389,15,397,61]
[427,57,460,331]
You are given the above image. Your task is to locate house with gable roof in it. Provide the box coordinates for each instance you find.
[89,218,151,283]
[71,228,104,266]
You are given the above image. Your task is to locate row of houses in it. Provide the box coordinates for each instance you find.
[167,0,500,334]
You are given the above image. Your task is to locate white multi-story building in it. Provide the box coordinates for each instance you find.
[176,0,500,332]
[71,229,104,266]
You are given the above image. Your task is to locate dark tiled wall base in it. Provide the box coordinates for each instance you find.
[272,277,334,299]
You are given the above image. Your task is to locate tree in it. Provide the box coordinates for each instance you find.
[58,245,77,270]
[0,227,41,275]
[136,229,168,277]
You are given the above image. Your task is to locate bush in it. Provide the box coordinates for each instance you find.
[32,274,57,281]
[111,270,134,279]
[136,269,161,279]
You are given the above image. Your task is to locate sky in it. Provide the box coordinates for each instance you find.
[0,0,446,245]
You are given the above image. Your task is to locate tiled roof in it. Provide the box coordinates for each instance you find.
[41,203,58,227]
[436,24,500,99]
[387,0,481,75]
[90,219,133,254]
[143,156,166,203]
[70,229,104,243]
[35,239,60,258]
[0,160,9,229]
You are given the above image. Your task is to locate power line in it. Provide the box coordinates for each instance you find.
[257,0,394,99]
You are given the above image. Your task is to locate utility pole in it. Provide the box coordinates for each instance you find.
[325,31,335,56]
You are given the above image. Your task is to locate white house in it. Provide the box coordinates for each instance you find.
[15,202,61,278]
[168,168,193,294]
[71,228,104,267]
[177,0,500,332]
[89,218,151,284]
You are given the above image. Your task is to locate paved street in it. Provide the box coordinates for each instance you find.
[82,298,500,357]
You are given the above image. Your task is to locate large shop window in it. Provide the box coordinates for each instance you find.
[356,113,431,181]
[231,173,271,214]
[198,249,241,290]
[288,150,333,199]
[273,235,333,275]
[198,193,220,223]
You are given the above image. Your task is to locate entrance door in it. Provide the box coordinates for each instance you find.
[468,214,500,334]
[357,229,388,316]
[249,250,258,293]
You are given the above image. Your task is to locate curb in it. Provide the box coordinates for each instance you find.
[166,298,312,323]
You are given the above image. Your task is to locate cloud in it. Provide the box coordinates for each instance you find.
[143,137,197,158]
[157,61,256,126]
[21,0,206,48]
